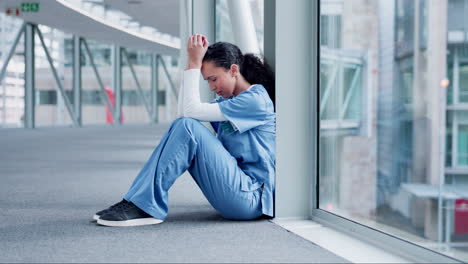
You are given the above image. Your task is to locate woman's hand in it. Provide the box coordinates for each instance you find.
[186,34,209,70]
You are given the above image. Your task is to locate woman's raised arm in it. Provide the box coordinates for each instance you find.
[177,34,227,122]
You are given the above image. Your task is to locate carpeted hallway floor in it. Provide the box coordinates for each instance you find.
[0,123,348,263]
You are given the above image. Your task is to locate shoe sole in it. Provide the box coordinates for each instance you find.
[97,218,163,227]
[93,214,100,221]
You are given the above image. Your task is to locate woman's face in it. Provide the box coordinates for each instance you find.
[201,61,236,98]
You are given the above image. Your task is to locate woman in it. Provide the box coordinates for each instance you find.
[94,34,275,227]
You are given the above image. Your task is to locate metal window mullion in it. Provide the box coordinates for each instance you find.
[151,54,159,123]
[81,39,115,121]
[454,113,459,167]
[122,48,152,118]
[73,36,82,126]
[112,45,122,124]
[454,47,459,105]
[0,23,26,85]
[445,199,452,245]
[338,61,344,123]
[36,26,78,127]
[364,51,372,137]
[453,48,459,168]
[319,63,339,116]
[157,55,178,97]
[24,23,35,129]
[340,67,362,120]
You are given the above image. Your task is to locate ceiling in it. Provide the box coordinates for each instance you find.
[0,0,180,55]
[103,0,179,36]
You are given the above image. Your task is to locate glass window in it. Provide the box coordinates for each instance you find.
[459,64,468,102]
[215,0,235,43]
[458,124,468,166]
[395,0,414,57]
[319,0,467,262]
[320,15,341,49]
[0,14,25,128]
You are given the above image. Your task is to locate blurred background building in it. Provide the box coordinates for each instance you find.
[318,0,468,260]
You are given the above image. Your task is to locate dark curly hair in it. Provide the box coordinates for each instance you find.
[202,42,275,107]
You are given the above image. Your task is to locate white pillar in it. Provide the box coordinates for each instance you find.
[274,0,317,218]
[182,0,216,105]
[412,0,427,184]
[427,0,448,186]
[425,0,448,241]
[227,0,260,54]
[179,0,192,71]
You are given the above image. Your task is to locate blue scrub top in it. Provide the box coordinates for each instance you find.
[210,84,275,217]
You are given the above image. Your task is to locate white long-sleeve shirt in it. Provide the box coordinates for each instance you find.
[177,69,228,122]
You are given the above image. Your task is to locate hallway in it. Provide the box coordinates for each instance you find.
[0,123,347,263]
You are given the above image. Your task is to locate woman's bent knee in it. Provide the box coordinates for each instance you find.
[172,117,201,128]
[171,117,209,138]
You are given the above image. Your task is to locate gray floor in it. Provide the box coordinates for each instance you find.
[0,123,348,263]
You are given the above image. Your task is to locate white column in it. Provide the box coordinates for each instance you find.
[425,0,448,241]
[427,0,448,186]
[227,0,260,54]
[192,0,215,103]
[274,0,317,218]
[412,0,427,184]
[179,0,192,71]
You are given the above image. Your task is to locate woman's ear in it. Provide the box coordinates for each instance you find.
[230,64,239,77]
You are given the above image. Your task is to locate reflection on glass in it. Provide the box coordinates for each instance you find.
[319,0,468,262]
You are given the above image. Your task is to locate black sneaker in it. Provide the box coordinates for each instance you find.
[93,199,129,221]
[97,201,163,227]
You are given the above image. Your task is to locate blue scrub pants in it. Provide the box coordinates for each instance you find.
[123,117,263,221]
